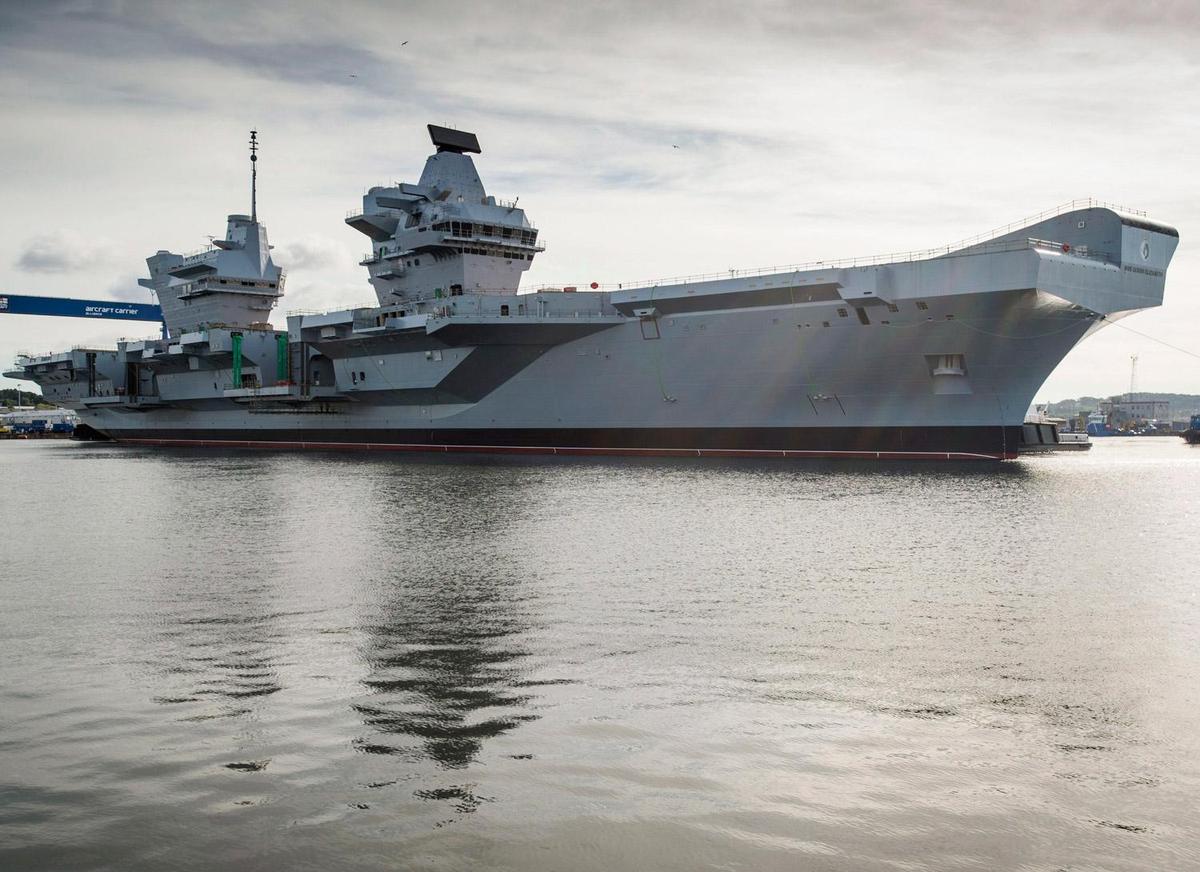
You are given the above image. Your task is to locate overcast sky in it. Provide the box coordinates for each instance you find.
[2,0,1198,400]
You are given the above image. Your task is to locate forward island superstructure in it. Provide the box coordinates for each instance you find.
[7,126,1180,459]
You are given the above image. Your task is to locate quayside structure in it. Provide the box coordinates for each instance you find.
[6,126,1180,460]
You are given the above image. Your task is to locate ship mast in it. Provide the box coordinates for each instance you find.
[249,129,258,222]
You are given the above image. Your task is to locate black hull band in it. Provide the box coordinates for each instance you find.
[104,426,1021,460]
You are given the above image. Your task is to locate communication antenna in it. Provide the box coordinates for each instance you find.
[1128,353,1138,400]
[249,130,258,222]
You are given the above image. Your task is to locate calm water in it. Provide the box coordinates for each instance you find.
[1,438,1198,871]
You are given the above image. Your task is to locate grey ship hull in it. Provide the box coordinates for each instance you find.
[86,286,1065,459]
[106,427,1023,460]
[52,281,1104,459]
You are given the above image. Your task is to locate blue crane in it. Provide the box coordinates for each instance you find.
[0,293,166,338]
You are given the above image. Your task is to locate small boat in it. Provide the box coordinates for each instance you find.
[1020,405,1091,453]
[1181,414,1200,445]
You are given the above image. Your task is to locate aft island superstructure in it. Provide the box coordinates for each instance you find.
[7,125,1180,459]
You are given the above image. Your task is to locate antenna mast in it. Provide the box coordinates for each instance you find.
[249,130,258,222]
[1128,353,1138,400]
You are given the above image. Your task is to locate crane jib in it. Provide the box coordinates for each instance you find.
[0,294,164,322]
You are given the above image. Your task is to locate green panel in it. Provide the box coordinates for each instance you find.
[276,333,288,383]
[231,332,243,388]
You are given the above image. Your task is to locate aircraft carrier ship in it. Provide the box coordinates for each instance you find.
[6,125,1180,460]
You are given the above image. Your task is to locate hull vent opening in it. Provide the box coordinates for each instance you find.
[927,353,971,395]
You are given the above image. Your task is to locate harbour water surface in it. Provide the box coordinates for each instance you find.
[1,438,1198,870]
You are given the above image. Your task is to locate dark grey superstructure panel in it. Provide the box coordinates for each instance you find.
[612,283,841,316]
[427,319,621,346]
[362,346,549,405]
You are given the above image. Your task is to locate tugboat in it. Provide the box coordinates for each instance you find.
[1019,404,1091,453]
[1181,414,1200,445]
[1086,410,1116,437]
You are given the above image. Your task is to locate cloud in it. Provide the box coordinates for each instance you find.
[101,273,152,302]
[272,235,353,271]
[0,1,395,92]
[15,233,116,273]
[1,0,1198,398]
[282,280,376,315]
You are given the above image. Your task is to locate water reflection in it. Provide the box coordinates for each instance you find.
[149,599,288,721]
[352,584,536,768]
[171,618,281,702]
[351,462,543,796]
[5,440,1200,871]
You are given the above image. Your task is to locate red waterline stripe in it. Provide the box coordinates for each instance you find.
[114,437,1008,461]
